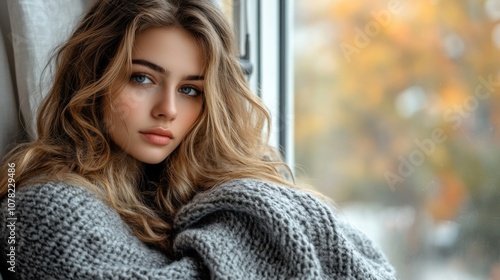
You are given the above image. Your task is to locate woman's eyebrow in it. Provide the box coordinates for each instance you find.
[132,59,166,73]
[184,75,204,81]
[132,59,204,81]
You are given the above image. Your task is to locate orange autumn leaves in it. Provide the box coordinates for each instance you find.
[295,0,498,221]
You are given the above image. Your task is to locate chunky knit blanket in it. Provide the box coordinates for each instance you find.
[0,179,396,279]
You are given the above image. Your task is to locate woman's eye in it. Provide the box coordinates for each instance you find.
[130,74,153,85]
[178,86,201,96]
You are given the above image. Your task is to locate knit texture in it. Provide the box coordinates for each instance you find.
[0,179,396,279]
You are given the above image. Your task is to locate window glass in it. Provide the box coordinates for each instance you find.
[294,0,500,279]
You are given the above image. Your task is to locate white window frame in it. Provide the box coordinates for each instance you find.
[250,0,295,169]
[214,0,295,168]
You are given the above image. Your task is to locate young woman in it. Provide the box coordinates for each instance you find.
[0,0,396,279]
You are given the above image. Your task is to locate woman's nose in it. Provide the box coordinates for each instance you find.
[152,86,178,121]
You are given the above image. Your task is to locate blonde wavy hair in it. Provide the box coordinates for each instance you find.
[0,0,297,254]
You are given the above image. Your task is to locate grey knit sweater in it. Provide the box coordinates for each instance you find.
[0,179,396,279]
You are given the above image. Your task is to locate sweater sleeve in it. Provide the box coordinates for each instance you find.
[173,179,397,280]
[0,183,206,280]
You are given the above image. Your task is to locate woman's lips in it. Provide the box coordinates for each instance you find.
[140,128,173,145]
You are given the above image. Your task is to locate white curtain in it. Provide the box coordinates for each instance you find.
[5,0,87,139]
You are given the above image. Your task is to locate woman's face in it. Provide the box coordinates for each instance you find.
[105,27,204,164]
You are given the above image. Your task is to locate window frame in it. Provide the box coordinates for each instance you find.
[216,0,295,168]
[254,0,295,168]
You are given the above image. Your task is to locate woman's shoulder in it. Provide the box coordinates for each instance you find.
[0,182,176,279]
[176,178,334,229]
[174,179,397,279]
[1,181,119,228]
[191,178,321,205]
[11,181,98,199]
[4,181,107,210]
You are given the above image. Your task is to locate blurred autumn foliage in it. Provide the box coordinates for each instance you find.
[294,0,500,277]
